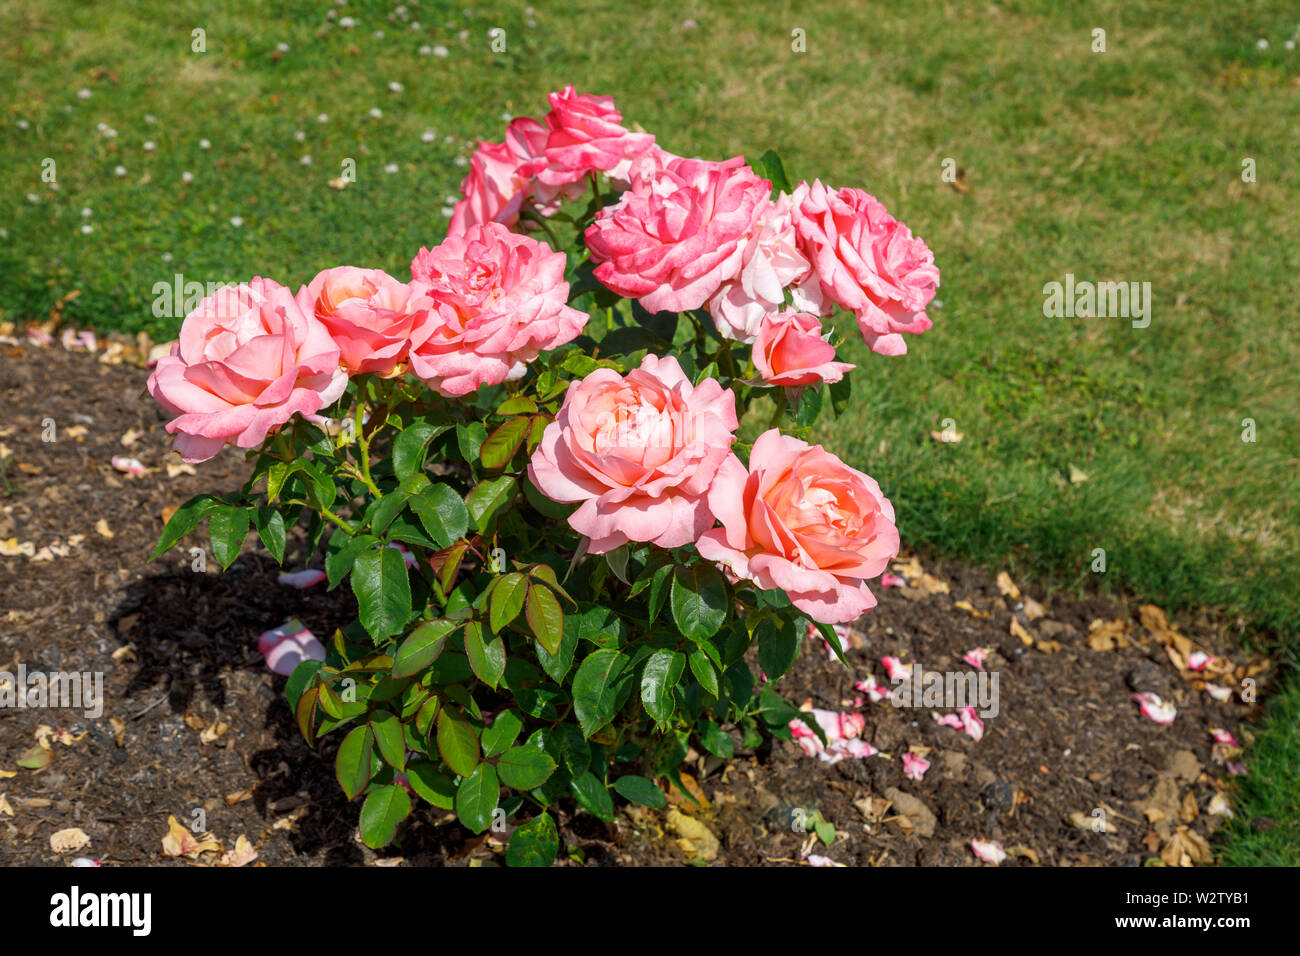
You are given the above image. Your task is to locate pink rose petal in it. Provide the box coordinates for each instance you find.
[962,647,990,670]
[258,619,326,677]
[278,569,327,589]
[880,573,906,588]
[111,456,146,475]
[881,656,912,682]
[1204,684,1232,703]
[1210,728,1239,747]
[971,839,1007,865]
[1132,692,1177,725]
[902,753,930,780]
[1187,651,1211,671]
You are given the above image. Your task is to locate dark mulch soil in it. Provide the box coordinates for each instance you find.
[0,346,1264,866]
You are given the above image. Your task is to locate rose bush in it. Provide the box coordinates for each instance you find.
[151,88,939,865]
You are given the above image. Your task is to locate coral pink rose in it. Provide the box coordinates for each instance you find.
[147,278,347,463]
[753,310,854,387]
[696,429,899,623]
[524,86,655,190]
[706,193,817,343]
[408,222,587,396]
[792,180,939,356]
[295,266,431,376]
[585,156,771,314]
[527,355,738,553]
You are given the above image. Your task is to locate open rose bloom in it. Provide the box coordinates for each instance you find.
[151,88,941,848]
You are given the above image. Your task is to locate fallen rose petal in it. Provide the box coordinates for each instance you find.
[854,674,891,702]
[26,329,55,347]
[1187,651,1211,671]
[111,456,146,475]
[1133,692,1177,725]
[962,647,990,669]
[1204,684,1232,702]
[880,573,906,588]
[71,857,101,867]
[971,839,1007,865]
[278,569,327,589]
[959,706,985,742]
[881,656,912,682]
[805,854,846,867]
[902,753,930,780]
[1226,761,1246,776]
[935,712,964,730]
[1210,728,1239,747]
[258,620,326,677]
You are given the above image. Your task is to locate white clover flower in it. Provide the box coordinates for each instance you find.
[229,216,244,228]
[26,193,38,204]
[388,81,403,92]
[370,107,383,118]
[181,171,194,183]
[454,155,468,167]
[433,44,448,56]
[420,129,436,142]
[145,114,157,123]
[294,129,306,142]
[339,16,355,29]
[17,119,30,130]
[300,155,313,165]
[81,207,93,218]
[113,165,127,177]
[384,163,399,174]
[418,44,433,55]
[440,206,454,217]
[76,88,91,99]
[374,30,384,39]
[162,252,173,262]
[199,138,211,148]
[143,140,155,151]
[81,224,94,234]
[317,113,329,123]
[1256,38,1269,50]
[277,42,290,52]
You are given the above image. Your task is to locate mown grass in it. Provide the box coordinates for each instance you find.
[2,0,1296,863]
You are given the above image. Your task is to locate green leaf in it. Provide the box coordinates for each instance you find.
[253,507,287,563]
[480,416,531,469]
[465,476,516,533]
[335,725,375,800]
[208,503,250,570]
[754,148,793,195]
[828,374,852,417]
[481,710,523,757]
[698,720,735,759]
[407,760,456,809]
[464,621,506,689]
[455,763,499,834]
[489,572,528,633]
[409,483,469,549]
[612,774,667,809]
[688,648,719,698]
[640,650,685,726]
[392,422,449,480]
[795,383,824,427]
[359,784,411,849]
[506,812,558,867]
[284,658,324,713]
[391,619,456,679]
[569,771,614,821]
[151,494,221,559]
[325,533,379,589]
[436,708,480,777]
[497,745,557,790]
[757,617,800,682]
[605,544,630,585]
[572,649,630,738]
[671,564,728,642]
[352,546,412,641]
[368,710,407,771]
[497,395,538,415]
[456,421,488,463]
[524,583,564,655]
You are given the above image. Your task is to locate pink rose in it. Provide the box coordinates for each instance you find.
[792,180,939,356]
[525,86,655,190]
[295,266,431,376]
[585,156,770,314]
[147,278,348,463]
[696,429,899,624]
[752,310,854,387]
[706,193,816,343]
[527,355,738,553]
[408,222,587,396]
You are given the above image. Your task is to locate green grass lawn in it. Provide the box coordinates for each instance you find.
[2,0,1297,863]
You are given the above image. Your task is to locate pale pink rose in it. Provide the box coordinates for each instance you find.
[752,310,854,387]
[295,266,431,376]
[585,156,770,314]
[147,278,347,463]
[408,222,587,396]
[792,179,939,356]
[697,429,899,624]
[706,193,815,342]
[527,354,738,553]
[524,86,655,189]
